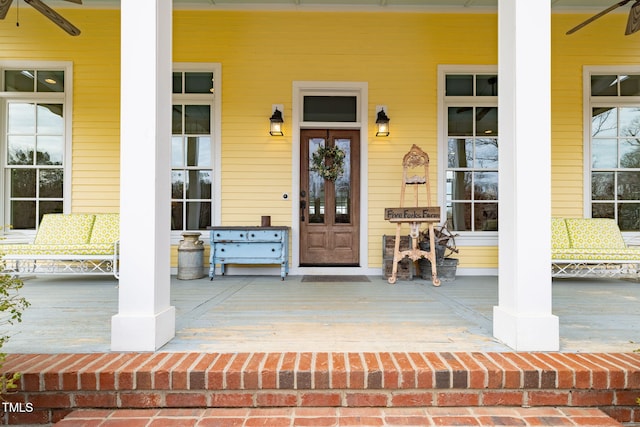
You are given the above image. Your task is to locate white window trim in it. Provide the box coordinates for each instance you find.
[438,64,498,247]
[583,65,640,242]
[0,61,73,239]
[170,63,221,245]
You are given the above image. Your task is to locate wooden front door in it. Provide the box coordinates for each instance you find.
[300,129,360,266]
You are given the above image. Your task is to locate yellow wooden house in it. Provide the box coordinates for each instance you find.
[1,0,639,351]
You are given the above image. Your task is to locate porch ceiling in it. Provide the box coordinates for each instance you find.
[48,0,630,12]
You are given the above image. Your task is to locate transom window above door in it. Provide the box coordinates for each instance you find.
[303,96,358,122]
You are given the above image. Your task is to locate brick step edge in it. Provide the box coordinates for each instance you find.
[2,352,640,424]
[4,352,640,392]
[54,407,624,426]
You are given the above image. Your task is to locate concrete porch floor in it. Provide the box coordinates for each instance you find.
[2,274,639,354]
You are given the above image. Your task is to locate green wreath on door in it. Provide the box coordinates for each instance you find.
[311,146,346,182]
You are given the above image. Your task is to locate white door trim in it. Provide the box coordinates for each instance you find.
[290,81,374,275]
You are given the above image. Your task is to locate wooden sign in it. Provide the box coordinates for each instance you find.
[385,207,441,221]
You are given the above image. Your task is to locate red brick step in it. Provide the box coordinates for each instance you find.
[1,352,639,425]
[55,407,623,426]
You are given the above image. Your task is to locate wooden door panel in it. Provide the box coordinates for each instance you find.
[300,129,360,266]
[307,231,327,249]
[334,231,354,249]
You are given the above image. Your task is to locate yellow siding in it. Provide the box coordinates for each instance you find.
[174,11,499,268]
[0,9,121,214]
[551,13,640,220]
[2,8,640,269]
[458,246,498,269]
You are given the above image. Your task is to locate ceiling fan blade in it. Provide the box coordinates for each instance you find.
[63,0,82,4]
[566,0,632,35]
[23,0,81,36]
[625,0,640,34]
[0,0,14,19]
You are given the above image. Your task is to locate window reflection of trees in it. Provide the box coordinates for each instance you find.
[39,170,63,198]
[308,139,325,223]
[334,139,351,224]
[307,138,352,224]
[447,137,498,232]
[591,107,640,230]
[170,169,212,230]
[7,153,63,229]
[5,95,65,229]
[171,103,212,230]
[591,108,616,138]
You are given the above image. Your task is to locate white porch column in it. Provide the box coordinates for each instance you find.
[111,0,175,351]
[493,0,559,351]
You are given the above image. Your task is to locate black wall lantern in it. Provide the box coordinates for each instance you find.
[269,107,284,136]
[376,108,390,137]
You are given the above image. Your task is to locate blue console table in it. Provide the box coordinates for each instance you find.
[208,226,290,280]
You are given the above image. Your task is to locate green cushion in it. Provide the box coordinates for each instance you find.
[90,214,119,244]
[564,218,627,249]
[552,247,640,261]
[34,214,96,245]
[0,213,119,259]
[1,243,115,256]
[551,218,570,249]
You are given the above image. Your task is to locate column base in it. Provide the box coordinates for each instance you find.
[111,306,176,351]
[493,306,559,351]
